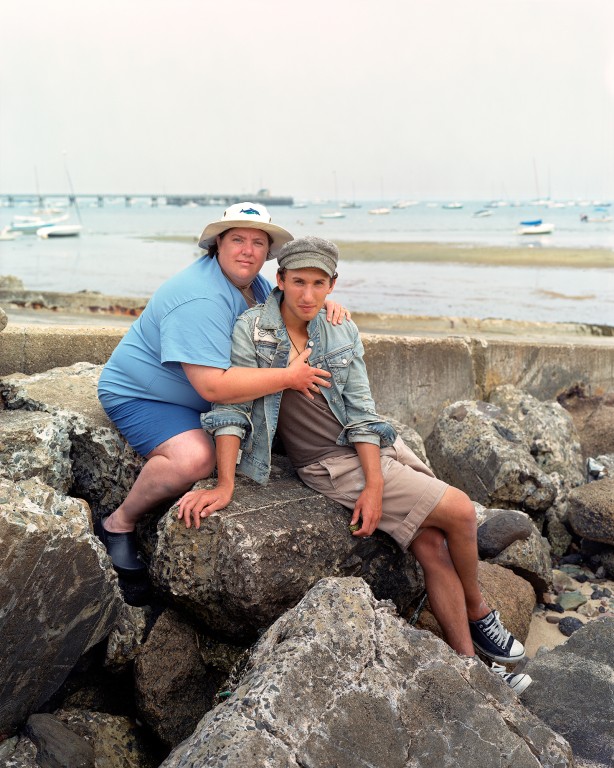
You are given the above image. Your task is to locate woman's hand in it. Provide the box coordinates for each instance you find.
[324,300,351,325]
[288,349,332,399]
[177,484,234,528]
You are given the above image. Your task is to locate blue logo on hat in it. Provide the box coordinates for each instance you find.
[240,207,261,216]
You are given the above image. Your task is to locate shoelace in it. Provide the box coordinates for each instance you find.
[483,611,510,647]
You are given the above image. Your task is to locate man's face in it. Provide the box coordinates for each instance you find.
[216,227,269,285]
[276,267,335,323]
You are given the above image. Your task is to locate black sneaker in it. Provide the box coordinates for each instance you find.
[491,663,532,695]
[469,610,525,663]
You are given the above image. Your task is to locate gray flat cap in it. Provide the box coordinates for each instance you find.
[277,236,339,278]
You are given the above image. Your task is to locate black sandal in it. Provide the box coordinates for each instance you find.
[95,515,147,574]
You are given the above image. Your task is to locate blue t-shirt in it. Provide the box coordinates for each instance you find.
[98,256,272,412]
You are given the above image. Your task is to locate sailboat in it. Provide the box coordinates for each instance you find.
[37,152,83,238]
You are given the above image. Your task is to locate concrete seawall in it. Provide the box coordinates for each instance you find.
[2,322,613,440]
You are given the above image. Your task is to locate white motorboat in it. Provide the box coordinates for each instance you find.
[516,219,554,235]
[10,213,68,234]
[368,207,391,215]
[473,209,493,218]
[392,200,418,208]
[442,202,463,209]
[37,223,82,238]
[319,211,345,219]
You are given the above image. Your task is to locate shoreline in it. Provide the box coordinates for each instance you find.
[144,236,614,269]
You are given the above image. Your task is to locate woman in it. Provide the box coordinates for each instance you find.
[97,203,345,572]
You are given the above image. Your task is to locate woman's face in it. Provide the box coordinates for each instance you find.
[216,227,269,286]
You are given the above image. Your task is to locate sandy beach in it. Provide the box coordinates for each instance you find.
[335,241,614,269]
[146,236,614,269]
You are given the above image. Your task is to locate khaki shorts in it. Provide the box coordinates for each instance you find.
[297,436,448,551]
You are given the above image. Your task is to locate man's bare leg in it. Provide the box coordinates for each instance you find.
[420,486,489,621]
[104,429,216,532]
[410,527,475,656]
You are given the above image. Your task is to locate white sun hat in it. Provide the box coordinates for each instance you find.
[198,202,293,258]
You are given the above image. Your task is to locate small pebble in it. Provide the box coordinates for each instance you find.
[558,616,584,637]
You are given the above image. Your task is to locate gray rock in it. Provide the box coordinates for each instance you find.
[489,526,553,596]
[568,477,614,546]
[150,458,424,641]
[0,362,145,518]
[425,400,557,516]
[0,477,122,735]
[134,609,244,748]
[0,410,72,492]
[477,510,534,557]
[23,713,95,768]
[0,735,38,767]
[523,617,614,767]
[54,709,158,768]
[0,275,25,290]
[0,305,7,332]
[104,603,150,671]
[489,385,585,487]
[160,577,574,768]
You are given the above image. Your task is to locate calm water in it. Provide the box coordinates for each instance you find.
[1,200,613,325]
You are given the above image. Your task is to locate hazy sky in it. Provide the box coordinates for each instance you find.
[2,0,614,201]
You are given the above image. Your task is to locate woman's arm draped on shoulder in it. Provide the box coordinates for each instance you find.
[177,435,240,528]
[182,316,332,403]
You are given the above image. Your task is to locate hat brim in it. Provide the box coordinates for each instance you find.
[198,220,294,259]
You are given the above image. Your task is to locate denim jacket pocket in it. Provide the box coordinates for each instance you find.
[324,345,355,386]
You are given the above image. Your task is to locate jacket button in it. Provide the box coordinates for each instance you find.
[316,363,322,368]
[342,358,347,364]
[307,340,314,347]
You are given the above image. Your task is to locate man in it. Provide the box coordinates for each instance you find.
[178,236,532,694]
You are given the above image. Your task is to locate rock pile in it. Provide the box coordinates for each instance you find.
[1,362,613,767]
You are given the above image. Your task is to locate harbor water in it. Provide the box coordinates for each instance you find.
[1,200,613,325]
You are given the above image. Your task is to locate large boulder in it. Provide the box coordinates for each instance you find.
[567,478,614,546]
[134,609,244,749]
[522,617,614,768]
[0,477,122,735]
[0,409,72,492]
[425,400,557,517]
[0,305,7,332]
[476,507,553,596]
[150,457,424,641]
[160,577,574,768]
[0,362,145,519]
[489,385,584,487]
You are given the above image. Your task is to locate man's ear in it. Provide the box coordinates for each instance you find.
[276,271,284,290]
[328,276,337,294]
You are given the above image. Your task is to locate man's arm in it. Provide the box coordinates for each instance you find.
[349,442,384,537]
[177,434,241,528]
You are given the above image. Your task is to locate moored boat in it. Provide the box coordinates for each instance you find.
[37,223,82,238]
[10,214,68,234]
[516,219,554,235]
[319,211,345,219]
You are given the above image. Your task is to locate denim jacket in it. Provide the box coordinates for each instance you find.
[201,288,397,484]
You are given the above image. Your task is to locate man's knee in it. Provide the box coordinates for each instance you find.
[412,528,454,571]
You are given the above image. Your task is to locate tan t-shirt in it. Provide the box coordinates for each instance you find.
[276,388,355,468]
